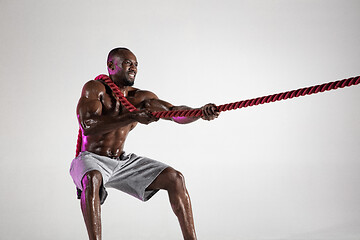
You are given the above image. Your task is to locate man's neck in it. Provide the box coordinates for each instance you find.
[118,85,130,97]
[110,77,131,97]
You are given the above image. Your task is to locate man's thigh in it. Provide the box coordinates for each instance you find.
[105,153,169,201]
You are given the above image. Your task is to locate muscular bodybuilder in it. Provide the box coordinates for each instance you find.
[70,47,219,240]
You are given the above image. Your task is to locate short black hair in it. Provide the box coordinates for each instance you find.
[107,47,131,62]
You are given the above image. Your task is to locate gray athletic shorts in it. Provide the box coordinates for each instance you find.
[70,151,169,201]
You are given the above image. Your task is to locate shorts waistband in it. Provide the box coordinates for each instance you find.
[81,151,127,161]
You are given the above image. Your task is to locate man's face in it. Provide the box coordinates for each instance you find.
[108,50,138,86]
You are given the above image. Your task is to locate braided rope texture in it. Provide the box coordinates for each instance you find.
[76,75,139,157]
[152,76,360,118]
[76,75,359,156]
[94,74,138,112]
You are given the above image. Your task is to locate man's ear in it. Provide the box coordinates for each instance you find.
[107,61,114,70]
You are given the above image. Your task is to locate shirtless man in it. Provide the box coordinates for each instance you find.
[70,47,219,240]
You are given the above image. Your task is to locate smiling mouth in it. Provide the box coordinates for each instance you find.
[128,71,136,79]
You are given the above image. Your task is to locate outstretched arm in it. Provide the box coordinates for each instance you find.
[137,91,220,124]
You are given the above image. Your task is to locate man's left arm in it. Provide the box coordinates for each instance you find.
[137,91,219,124]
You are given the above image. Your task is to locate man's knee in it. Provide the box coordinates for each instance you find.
[81,170,103,195]
[163,168,186,191]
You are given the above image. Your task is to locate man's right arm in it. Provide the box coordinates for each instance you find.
[77,81,157,136]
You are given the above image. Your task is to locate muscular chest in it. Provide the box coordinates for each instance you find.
[100,91,140,115]
[101,92,122,115]
[100,92,138,130]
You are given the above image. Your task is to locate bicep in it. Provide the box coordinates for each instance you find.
[142,98,174,112]
[134,90,173,111]
[138,91,195,123]
[77,98,102,121]
[76,81,104,128]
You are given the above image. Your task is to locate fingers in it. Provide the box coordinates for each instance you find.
[201,103,220,121]
[148,111,159,122]
[135,110,159,124]
[144,110,159,124]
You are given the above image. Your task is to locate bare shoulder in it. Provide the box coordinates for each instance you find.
[81,80,106,99]
[129,87,159,102]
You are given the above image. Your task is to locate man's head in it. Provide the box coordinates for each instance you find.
[107,47,138,86]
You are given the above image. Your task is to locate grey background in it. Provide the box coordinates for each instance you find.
[0,0,359,239]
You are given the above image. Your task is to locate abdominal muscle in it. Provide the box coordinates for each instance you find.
[82,122,137,158]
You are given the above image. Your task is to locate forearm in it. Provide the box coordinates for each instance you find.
[169,105,200,124]
[142,99,200,124]
[81,112,136,136]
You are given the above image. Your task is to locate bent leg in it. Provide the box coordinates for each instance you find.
[147,167,197,240]
[81,170,103,240]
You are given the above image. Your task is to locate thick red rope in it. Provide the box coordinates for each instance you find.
[76,74,139,157]
[94,74,138,112]
[152,76,359,118]
[76,75,359,156]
